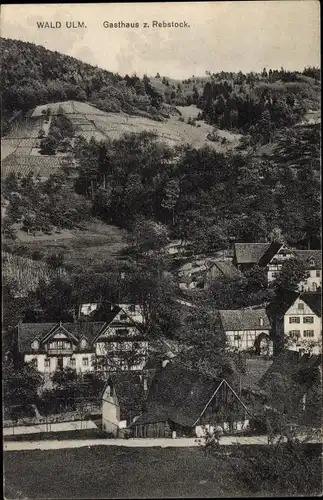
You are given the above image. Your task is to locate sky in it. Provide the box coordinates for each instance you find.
[1,1,320,79]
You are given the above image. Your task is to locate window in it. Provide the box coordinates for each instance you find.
[289,330,300,339]
[312,283,318,292]
[31,340,39,350]
[120,314,128,320]
[303,330,314,338]
[118,328,129,336]
[129,305,136,313]
[303,316,314,323]
[31,358,38,369]
[44,358,50,368]
[259,318,264,326]
[70,358,76,367]
[82,357,89,366]
[289,317,300,323]
[234,334,242,341]
[297,303,304,310]
[80,338,87,348]
[316,270,321,278]
[57,340,63,349]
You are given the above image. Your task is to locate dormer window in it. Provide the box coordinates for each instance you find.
[309,258,315,267]
[259,318,264,327]
[31,340,39,350]
[80,338,87,349]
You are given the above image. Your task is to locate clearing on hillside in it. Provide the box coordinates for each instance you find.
[12,219,128,270]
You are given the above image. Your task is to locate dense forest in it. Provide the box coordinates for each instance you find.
[73,129,321,250]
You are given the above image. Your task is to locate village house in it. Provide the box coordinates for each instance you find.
[269,291,321,355]
[101,372,146,436]
[131,362,255,438]
[294,250,322,292]
[178,259,242,290]
[17,304,149,374]
[217,307,272,355]
[233,242,321,290]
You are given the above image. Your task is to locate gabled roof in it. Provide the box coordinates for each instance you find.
[93,306,145,342]
[233,243,270,265]
[258,242,284,267]
[301,292,322,317]
[132,363,226,428]
[267,291,321,319]
[241,358,273,394]
[209,261,243,279]
[102,372,145,421]
[293,250,322,270]
[218,308,271,331]
[18,321,105,352]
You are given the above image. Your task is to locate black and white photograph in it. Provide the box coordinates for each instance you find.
[1,1,322,498]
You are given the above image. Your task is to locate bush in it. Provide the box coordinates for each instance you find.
[234,441,322,495]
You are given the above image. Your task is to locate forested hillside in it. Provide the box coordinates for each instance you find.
[0,38,168,132]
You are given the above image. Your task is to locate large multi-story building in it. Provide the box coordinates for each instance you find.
[18,304,148,374]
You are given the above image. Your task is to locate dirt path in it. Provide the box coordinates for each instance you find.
[2,435,282,452]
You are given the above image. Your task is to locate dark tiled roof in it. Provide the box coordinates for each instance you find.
[293,250,322,270]
[209,261,243,279]
[18,321,105,352]
[219,308,271,331]
[234,243,269,265]
[132,363,223,427]
[259,350,321,392]
[259,350,322,427]
[258,242,283,267]
[301,292,322,317]
[241,358,273,393]
[103,372,145,422]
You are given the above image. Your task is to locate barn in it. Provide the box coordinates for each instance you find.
[131,363,254,438]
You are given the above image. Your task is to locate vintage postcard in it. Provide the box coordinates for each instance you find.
[1,1,321,498]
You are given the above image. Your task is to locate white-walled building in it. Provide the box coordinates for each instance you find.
[283,292,321,354]
[218,308,272,355]
[18,304,148,374]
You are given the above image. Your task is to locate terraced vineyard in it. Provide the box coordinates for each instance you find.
[1,101,242,180]
[2,252,66,296]
[1,153,66,179]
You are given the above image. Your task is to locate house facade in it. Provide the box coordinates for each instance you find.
[233,242,321,290]
[218,308,272,355]
[18,304,149,374]
[283,293,321,354]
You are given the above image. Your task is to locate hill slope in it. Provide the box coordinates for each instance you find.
[0,38,164,127]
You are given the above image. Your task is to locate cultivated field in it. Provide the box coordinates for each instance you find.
[2,101,242,180]
[2,252,65,295]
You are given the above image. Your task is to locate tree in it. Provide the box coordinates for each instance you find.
[273,258,307,292]
[161,179,180,226]
[39,135,57,155]
[3,360,43,412]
